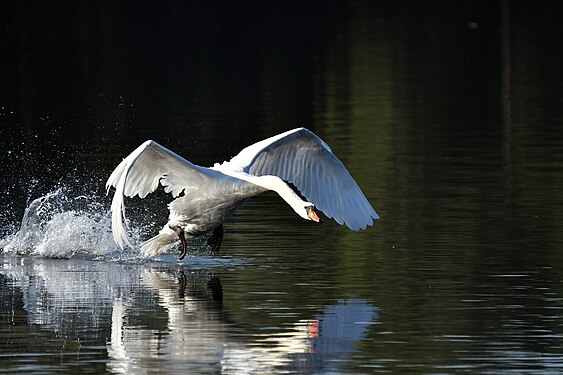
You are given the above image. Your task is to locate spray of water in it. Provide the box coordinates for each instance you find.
[0,166,237,264]
[0,185,145,259]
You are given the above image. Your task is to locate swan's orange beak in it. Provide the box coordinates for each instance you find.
[306,206,321,222]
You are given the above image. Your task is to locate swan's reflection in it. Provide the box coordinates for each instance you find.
[108,268,229,374]
[0,254,377,374]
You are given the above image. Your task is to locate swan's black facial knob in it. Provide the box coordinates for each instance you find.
[306,206,321,223]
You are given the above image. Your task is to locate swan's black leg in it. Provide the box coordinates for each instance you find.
[207,224,224,253]
[178,230,187,260]
[170,225,187,260]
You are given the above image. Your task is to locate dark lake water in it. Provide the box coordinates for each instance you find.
[2,1,563,373]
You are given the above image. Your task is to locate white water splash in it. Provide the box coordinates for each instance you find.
[0,184,238,264]
[1,187,143,259]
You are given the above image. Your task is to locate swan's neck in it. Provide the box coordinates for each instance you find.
[241,174,311,220]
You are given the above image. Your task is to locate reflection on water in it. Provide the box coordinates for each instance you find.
[0,255,377,374]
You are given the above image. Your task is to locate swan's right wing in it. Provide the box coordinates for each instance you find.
[106,140,214,249]
[227,128,379,231]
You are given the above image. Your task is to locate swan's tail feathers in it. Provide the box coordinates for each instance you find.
[140,226,178,257]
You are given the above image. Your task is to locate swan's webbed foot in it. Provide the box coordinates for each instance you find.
[207,224,224,253]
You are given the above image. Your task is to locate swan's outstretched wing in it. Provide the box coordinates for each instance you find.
[106,140,214,248]
[229,128,379,230]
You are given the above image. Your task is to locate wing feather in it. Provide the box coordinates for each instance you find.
[230,128,379,230]
[105,140,214,248]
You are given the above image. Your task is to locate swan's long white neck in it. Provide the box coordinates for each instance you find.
[235,173,312,220]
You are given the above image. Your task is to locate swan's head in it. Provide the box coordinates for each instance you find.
[305,205,321,223]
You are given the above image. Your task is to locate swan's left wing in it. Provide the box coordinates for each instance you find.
[229,128,379,230]
[106,140,218,248]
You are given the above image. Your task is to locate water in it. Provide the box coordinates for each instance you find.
[2,1,563,373]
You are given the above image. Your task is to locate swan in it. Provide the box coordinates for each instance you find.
[106,128,379,259]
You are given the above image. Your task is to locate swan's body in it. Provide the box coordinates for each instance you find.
[106,128,379,259]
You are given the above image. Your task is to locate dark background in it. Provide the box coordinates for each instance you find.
[2,1,563,239]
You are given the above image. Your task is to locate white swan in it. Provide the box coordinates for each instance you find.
[106,128,379,259]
